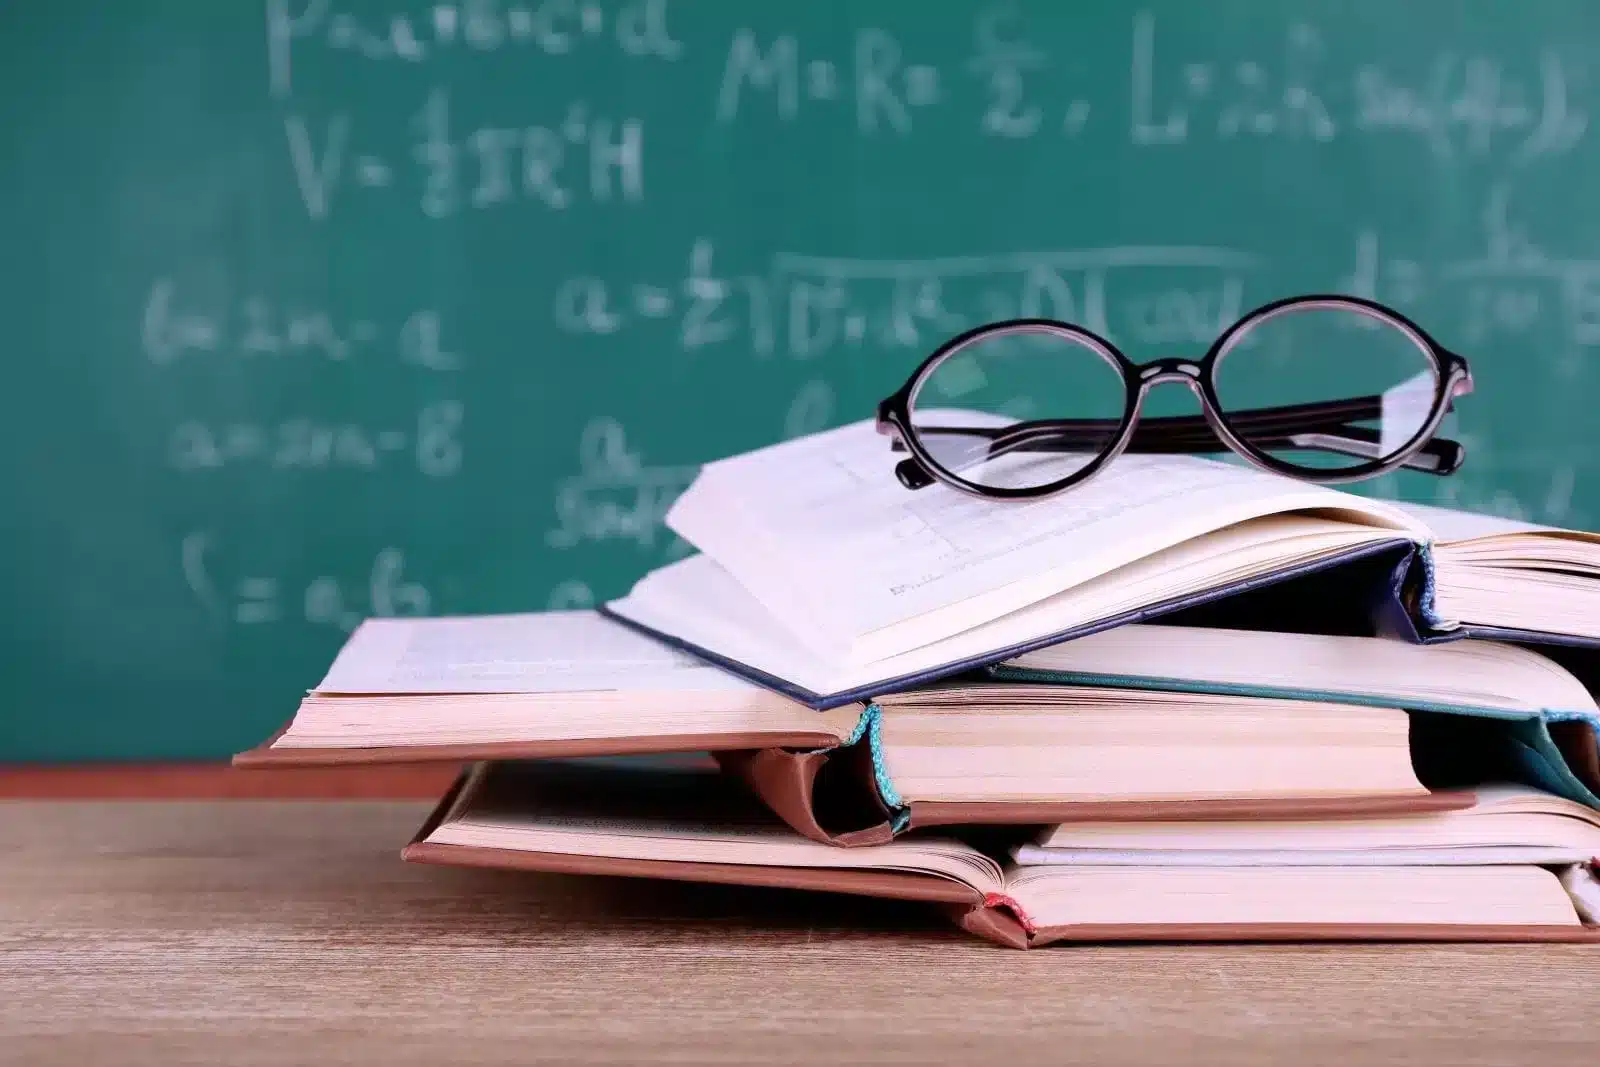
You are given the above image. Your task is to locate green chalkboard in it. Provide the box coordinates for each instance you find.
[5,0,1600,760]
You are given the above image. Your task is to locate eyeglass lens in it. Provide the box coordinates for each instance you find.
[905,303,1445,493]
[907,326,1126,493]
[1212,303,1440,472]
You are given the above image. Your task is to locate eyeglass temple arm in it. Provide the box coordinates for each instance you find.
[893,395,1463,489]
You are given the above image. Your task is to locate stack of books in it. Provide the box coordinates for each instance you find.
[240,420,1600,947]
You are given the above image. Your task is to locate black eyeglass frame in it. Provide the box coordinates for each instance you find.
[874,294,1475,501]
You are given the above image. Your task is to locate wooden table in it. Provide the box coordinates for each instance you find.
[4,799,1600,1065]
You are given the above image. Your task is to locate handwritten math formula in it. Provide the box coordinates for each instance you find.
[549,216,1600,370]
[257,5,1588,223]
[182,531,437,632]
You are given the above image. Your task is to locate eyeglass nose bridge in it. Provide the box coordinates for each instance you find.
[1133,358,1206,390]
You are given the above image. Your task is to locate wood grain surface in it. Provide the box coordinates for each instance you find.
[0,763,461,798]
[3,800,1599,1066]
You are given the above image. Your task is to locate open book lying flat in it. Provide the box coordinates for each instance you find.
[403,761,1600,949]
[234,611,1461,846]
[604,420,1600,707]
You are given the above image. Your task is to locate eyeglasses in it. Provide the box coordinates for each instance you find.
[875,294,1474,500]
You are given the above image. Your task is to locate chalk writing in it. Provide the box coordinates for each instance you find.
[967,5,1072,139]
[554,241,1256,359]
[546,417,697,550]
[265,4,1590,158]
[714,26,942,134]
[1352,53,1585,162]
[694,11,1591,151]
[267,0,681,99]
[282,92,644,221]
[168,402,464,476]
[1128,11,1583,157]
[1131,13,1338,144]
[143,281,459,370]
[183,531,435,631]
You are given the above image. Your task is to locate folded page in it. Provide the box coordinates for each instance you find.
[666,420,1423,663]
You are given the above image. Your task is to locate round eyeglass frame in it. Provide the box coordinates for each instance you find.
[874,294,1475,501]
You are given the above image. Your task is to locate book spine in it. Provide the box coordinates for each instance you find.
[947,898,1033,949]
[713,703,913,846]
[1412,540,1450,629]
[1370,542,1432,643]
[713,746,899,847]
[862,703,910,832]
[1507,717,1600,808]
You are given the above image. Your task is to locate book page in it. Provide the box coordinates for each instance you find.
[1012,844,1592,867]
[317,609,753,694]
[1007,864,1582,928]
[1394,501,1554,541]
[1034,785,1600,853]
[1002,624,1597,715]
[668,420,1424,660]
[431,810,1004,892]
[611,519,1400,697]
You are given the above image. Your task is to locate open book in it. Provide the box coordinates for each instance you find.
[235,611,1452,846]
[235,610,859,763]
[991,624,1600,810]
[404,761,1600,948]
[994,622,1600,718]
[1392,501,1600,642]
[1019,784,1600,870]
[604,420,1600,707]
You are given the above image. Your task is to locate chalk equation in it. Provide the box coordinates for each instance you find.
[261,6,1589,223]
[143,280,460,370]
[284,90,643,221]
[168,402,464,477]
[267,0,681,98]
[265,1,1588,161]
[715,26,943,135]
[545,417,697,551]
[1128,12,1583,158]
[555,239,1257,359]
[709,9,1586,162]
[555,196,1600,366]
[182,530,437,631]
